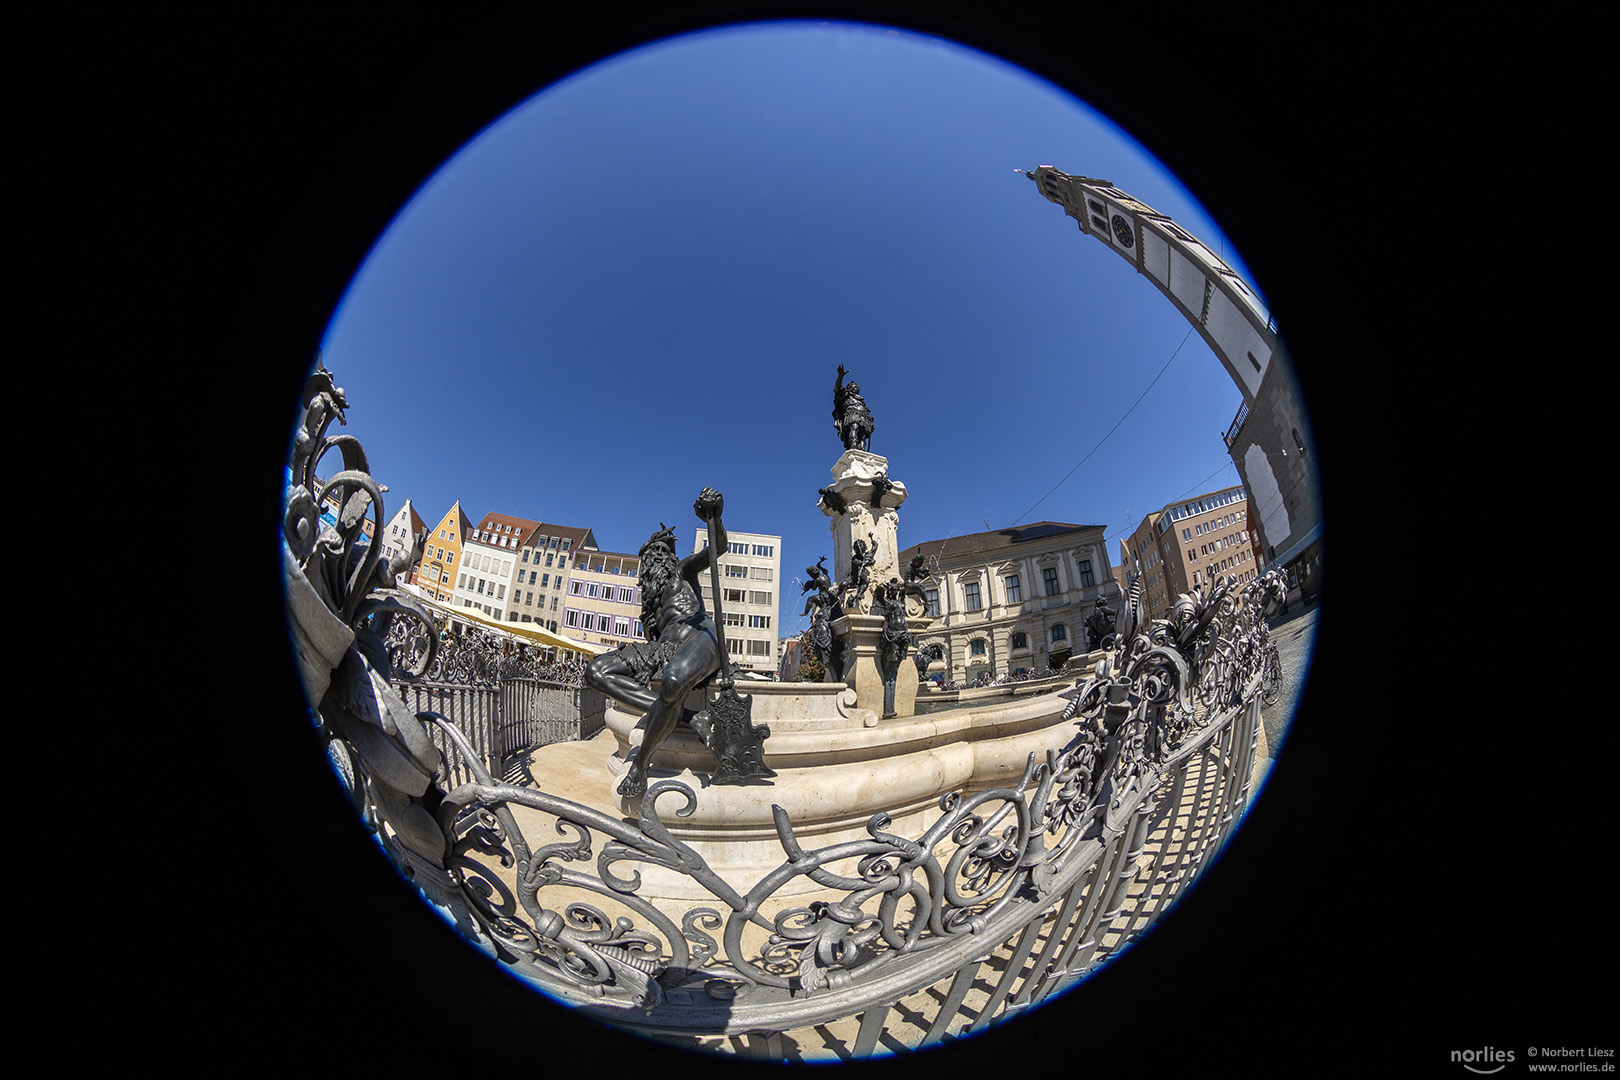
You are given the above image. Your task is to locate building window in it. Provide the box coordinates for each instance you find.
[1043,568,1060,596]
[1011,632,1028,650]
[964,582,982,611]
[1051,623,1067,643]
[970,639,986,656]
[1005,575,1021,603]
[1076,560,1095,588]
[924,589,939,617]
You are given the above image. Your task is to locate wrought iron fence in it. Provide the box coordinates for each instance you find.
[285,359,1288,1063]
[389,678,605,790]
[443,681,1263,1060]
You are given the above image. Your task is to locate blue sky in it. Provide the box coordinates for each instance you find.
[316,21,1261,639]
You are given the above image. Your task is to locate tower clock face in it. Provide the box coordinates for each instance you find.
[1111,213,1135,248]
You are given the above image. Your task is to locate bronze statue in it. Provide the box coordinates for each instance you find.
[801,556,837,605]
[585,489,734,799]
[800,591,840,682]
[832,364,874,452]
[846,533,877,613]
[874,579,912,719]
[912,641,944,676]
[1084,594,1117,652]
[800,556,845,681]
[871,470,895,507]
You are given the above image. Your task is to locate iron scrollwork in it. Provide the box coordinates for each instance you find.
[286,360,1282,1038]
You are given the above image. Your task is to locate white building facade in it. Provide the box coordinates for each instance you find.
[456,513,544,623]
[692,528,783,677]
[376,499,427,578]
[901,522,1119,685]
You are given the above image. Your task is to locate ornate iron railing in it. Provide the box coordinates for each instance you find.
[383,679,603,790]
[283,360,1286,1061]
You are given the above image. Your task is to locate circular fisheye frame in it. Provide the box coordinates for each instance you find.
[286,18,1319,1065]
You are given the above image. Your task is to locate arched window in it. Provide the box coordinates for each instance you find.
[1051,623,1067,643]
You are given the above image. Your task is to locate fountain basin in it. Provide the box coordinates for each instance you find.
[592,680,1077,900]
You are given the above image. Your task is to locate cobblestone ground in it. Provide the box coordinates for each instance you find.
[1259,601,1319,765]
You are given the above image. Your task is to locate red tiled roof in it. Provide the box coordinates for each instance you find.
[898,522,1102,563]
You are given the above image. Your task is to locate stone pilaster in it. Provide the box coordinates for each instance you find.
[832,612,932,719]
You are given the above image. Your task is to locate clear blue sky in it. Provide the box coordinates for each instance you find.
[316,21,1259,639]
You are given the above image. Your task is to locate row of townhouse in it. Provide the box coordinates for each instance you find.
[373,493,782,674]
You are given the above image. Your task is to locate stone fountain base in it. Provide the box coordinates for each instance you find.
[582,679,1077,902]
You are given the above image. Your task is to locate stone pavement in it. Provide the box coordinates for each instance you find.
[1258,599,1319,776]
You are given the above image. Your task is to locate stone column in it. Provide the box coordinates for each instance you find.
[819,449,906,616]
[818,449,936,717]
[832,611,933,719]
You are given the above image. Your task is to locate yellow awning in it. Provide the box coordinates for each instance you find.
[400,584,610,659]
